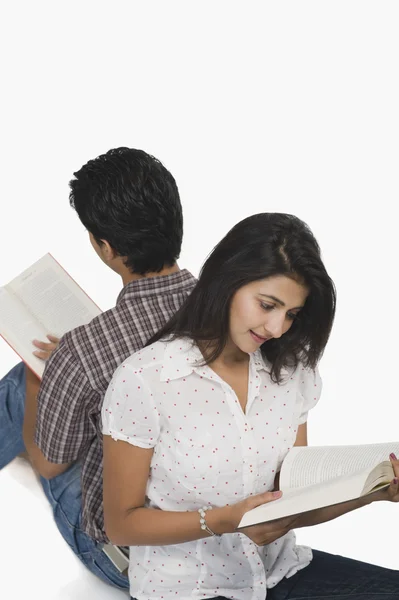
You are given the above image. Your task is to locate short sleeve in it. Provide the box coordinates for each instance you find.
[35,338,96,463]
[298,366,322,424]
[102,361,160,448]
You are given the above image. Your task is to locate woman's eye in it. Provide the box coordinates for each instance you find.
[287,311,299,320]
[260,302,274,311]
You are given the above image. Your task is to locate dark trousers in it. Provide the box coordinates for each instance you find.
[132,548,399,599]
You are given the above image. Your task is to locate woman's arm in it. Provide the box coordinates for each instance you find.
[102,435,287,546]
[292,494,376,528]
[103,435,229,545]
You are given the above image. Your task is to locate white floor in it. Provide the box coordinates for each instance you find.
[0,457,127,600]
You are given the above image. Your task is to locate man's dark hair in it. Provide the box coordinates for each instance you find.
[69,147,183,275]
[148,213,336,382]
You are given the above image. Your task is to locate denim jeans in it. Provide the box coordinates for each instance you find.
[130,549,399,599]
[0,362,129,591]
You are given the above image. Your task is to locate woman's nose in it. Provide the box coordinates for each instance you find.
[264,315,285,339]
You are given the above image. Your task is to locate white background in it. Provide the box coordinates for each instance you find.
[0,1,398,598]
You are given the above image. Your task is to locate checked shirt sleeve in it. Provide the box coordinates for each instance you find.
[35,337,96,463]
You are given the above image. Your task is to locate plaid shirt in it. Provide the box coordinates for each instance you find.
[35,270,196,542]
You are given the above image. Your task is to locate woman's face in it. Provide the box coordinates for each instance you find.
[228,275,309,355]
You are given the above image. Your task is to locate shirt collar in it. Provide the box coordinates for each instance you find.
[116,269,196,304]
[252,349,267,371]
[160,340,289,382]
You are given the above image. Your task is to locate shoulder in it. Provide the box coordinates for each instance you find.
[110,336,195,388]
[118,339,169,372]
[279,361,321,395]
[64,302,132,349]
[62,270,197,363]
[293,363,322,423]
[62,275,196,385]
[60,300,153,387]
[295,363,322,392]
[256,350,321,387]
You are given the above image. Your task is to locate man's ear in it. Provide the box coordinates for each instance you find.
[99,239,118,262]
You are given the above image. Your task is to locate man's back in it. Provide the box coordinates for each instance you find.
[36,270,196,541]
[1,147,193,590]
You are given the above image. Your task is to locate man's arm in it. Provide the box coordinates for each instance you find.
[23,367,72,479]
[26,336,95,480]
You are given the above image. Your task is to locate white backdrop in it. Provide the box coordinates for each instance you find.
[0,1,398,598]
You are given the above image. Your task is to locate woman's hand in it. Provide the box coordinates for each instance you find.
[240,512,298,546]
[368,453,399,503]
[210,490,297,546]
[388,453,399,502]
[378,454,399,502]
[32,335,60,361]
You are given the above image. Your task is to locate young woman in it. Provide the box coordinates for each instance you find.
[102,213,399,600]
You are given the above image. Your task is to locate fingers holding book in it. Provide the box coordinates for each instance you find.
[374,453,399,503]
[238,513,299,547]
[32,334,60,361]
[227,490,295,546]
[385,453,399,503]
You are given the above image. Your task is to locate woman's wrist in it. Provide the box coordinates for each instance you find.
[367,488,389,503]
[205,504,237,535]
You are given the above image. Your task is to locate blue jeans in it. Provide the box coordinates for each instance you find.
[0,362,129,591]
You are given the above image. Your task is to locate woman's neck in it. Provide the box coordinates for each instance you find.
[199,338,249,369]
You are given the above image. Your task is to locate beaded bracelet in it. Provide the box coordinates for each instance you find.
[198,505,219,537]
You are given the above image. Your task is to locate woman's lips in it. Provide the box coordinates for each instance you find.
[250,330,270,344]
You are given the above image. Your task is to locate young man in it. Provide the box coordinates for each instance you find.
[0,147,196,590]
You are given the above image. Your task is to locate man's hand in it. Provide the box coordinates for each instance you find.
[32,335,60,361]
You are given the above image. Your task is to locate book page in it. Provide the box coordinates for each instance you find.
[280,441,399,491]
[0,287,49,377]
[363,461,394,494]
[7,253,102,337]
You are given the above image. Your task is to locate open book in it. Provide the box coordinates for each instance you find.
[0,253,102,378]
[238,441,399,529]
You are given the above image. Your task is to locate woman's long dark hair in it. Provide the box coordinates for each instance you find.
[148,213,336,382]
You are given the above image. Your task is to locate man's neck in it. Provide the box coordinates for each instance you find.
[121,263,180,286]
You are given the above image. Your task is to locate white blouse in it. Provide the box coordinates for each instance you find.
[102,337,322,600]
